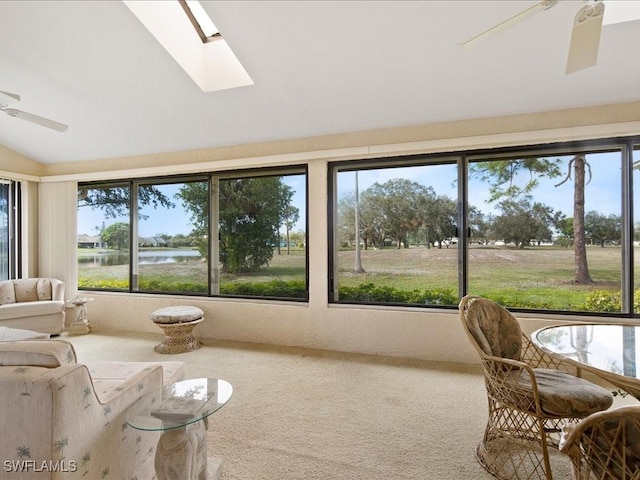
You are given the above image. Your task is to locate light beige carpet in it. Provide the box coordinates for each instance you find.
[62,329,628,480]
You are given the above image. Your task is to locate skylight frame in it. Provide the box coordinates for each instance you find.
[178,0,221,43]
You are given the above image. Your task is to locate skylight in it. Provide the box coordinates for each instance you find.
[123,0,253,93]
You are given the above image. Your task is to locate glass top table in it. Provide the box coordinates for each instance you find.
[126,378,233,480]
[532,323,640,399]
[126,377,233,430]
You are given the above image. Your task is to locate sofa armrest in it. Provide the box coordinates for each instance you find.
[0,338,76,366]
[50,279,65,302]
[47,363,166,478]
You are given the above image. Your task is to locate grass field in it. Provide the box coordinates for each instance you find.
[79,245,634,311]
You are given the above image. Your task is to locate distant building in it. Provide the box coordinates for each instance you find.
[139,236,167,247]
[77,234,102,248]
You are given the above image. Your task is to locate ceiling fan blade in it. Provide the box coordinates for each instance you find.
[5,108,69,132]
[459,0,559,48]
[0,90,20,104]
[566,1,605,75]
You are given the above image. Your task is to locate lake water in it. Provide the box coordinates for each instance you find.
[79,250,202,267]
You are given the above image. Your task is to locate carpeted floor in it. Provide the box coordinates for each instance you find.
[62,329,629,480]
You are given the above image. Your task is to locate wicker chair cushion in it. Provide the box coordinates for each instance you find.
[512,368,613,417]
[464,297,522,360]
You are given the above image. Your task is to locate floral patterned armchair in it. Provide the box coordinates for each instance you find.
[0,339,185,479]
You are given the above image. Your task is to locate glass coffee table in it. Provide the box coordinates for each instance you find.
[126,377,233,480]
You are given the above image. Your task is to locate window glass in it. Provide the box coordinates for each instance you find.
[136,181,208,294]
[333,162,459,306]
[0,180,19,280]
[0,182,10,281]
[468,151,622,312]
[77,184,131,290]
[78,169,308,300]
[216,173,307,299]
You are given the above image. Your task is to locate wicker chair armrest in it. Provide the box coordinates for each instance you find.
[481,354,545,414]
[559,405,640,453]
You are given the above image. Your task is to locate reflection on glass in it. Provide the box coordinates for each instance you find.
[535,324,639,380]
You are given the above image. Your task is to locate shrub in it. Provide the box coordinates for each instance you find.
[584,290,621,312]
[338,282,457,305]
[220,280,306,298]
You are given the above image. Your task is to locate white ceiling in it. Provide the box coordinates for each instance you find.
[1,1,639,165]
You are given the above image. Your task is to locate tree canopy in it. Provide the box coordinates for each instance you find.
[177,177,295,273]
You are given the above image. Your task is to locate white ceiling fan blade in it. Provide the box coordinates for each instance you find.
[566,1,605,74]
[459,0,559,48]
[5,108,69,132]
[0,90,20,104]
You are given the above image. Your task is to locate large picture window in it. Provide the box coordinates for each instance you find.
[467,149,622,312]
[332,159,459,306]
[330,137,640,316]
[78,167,308,300]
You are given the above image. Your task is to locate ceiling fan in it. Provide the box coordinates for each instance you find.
[0,90,68,132]
[459,0,638,75]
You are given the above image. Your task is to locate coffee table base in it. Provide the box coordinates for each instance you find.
[155,421,223,480]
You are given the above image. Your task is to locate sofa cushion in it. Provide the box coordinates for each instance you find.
[0,280,15,305]
[36,278,52,300]
[0,339,77,367]
[13,278,39,302]
[0,300,65,320]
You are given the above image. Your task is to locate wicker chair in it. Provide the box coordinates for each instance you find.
[459,295,614,480]
[559,405,640,479]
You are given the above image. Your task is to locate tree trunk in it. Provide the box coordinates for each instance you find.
[573,155,593,284]
[354,172,365,272]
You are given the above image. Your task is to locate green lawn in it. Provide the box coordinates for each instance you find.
[78,245,636,311]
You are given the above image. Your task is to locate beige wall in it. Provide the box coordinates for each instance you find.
[9,101,640,363]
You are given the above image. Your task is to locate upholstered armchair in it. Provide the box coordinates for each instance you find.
[0,339,185,479]
[560,405,640,480]
[459,295,614,480]
[0,278,66,334]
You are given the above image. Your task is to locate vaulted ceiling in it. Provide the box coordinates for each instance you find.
[1,1,639,165]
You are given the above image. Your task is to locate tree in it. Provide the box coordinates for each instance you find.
[555,155,593,283]
[555,217,574,247]
[177,177,295,273]
[491,199,559,248]
[360,179,432,249]
[585,211,621,247]
[423,195,457,248]
[472,156,594,284]
[282,204,299,255]
[100,222,129,250]
[77,185,175,220]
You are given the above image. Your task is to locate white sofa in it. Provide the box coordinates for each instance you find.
[0,339,185,479]
[0,278,65,335]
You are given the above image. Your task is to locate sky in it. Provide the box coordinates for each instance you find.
[337,150,630,219]
[78,150,638,238]
[78,175,307,238]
